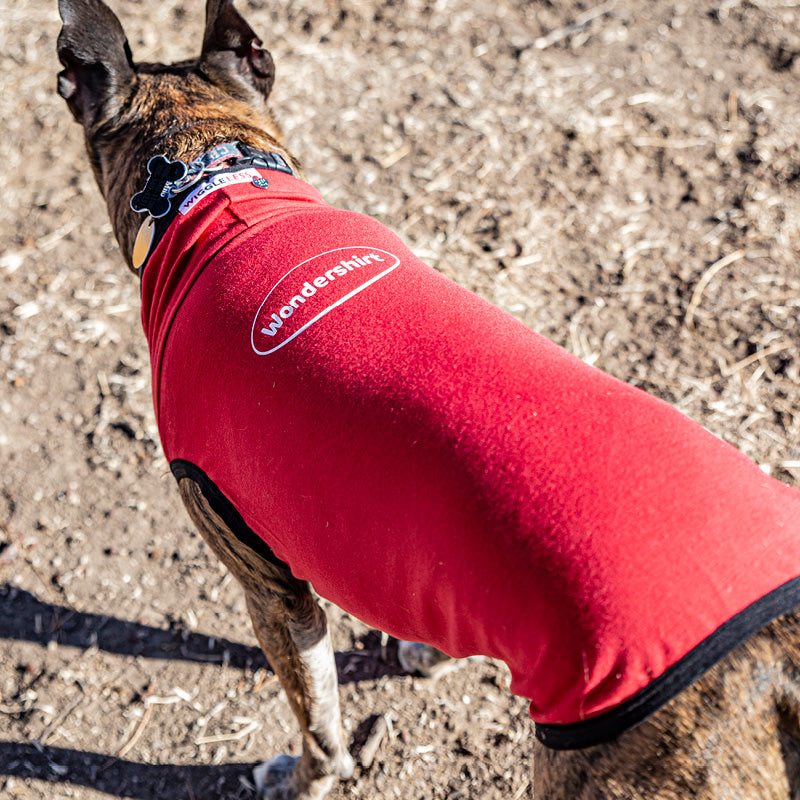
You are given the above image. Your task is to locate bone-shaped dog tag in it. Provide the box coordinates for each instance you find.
[130,155,188,218]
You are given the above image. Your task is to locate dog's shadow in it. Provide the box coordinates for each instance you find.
[0,742,258,799]
[0,583,406,798]
[0,583,404,681]
[0,582,266,670]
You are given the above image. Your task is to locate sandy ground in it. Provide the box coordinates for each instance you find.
[1,0,799,798]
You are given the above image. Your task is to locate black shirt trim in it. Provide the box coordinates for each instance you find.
[535,576,800,750]
[170,458,286,569]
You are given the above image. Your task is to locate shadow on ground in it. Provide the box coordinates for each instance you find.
[0,742,259,800]
[0,583,406,682]
[0,583,266,670]
[0,582,406,797]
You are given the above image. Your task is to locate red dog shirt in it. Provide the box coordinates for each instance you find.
[140,163,800,749]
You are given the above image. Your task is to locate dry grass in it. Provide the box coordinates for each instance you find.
[1,0,799,798]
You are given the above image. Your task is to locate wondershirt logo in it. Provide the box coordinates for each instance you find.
[250,246,400,355]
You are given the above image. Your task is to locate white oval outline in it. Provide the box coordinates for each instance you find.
[250,246,400,355]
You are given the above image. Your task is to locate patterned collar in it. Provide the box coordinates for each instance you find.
[130,141,293,274]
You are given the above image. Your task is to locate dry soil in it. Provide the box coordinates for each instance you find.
[1,1,799,798]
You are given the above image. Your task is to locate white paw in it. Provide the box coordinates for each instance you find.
[253,754,339,800]
[334,750,355,779]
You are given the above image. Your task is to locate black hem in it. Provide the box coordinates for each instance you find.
[535,575,800,750]
[170,459,286,569]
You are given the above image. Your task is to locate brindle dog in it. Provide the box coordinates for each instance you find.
[56,1,800,798]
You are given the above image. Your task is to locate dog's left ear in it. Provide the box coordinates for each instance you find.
[200,0,275,109]
[57,0,135,127]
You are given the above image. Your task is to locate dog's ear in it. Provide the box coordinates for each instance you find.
[57,0,135,126]
[200,0,275,108]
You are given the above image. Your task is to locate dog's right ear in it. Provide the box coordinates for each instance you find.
[200,0,275,109]
[57,0,135,126]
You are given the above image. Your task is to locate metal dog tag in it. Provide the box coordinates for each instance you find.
[132,215,157,271]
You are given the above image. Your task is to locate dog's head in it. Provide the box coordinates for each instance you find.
[57,0,289,266]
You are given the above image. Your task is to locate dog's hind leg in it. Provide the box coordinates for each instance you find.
[177,474,353,800]
[535,612,800,800]
[397,640,457,679]
[773,612,800,798]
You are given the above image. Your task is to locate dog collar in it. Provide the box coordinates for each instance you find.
[130,141,293,275]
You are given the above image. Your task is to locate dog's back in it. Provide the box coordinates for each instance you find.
[141,159,800,748]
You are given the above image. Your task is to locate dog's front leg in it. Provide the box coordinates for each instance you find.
[177,477,353,800]
[245,579,353,799]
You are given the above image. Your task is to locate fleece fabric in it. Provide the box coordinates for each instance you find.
[140,165,800,749]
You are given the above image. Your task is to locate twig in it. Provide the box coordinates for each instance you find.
[253,671,279,692]
[359,715,388,768]
[720,340,794,377]
[727,90,738,131]
[36,219,80,253]
[684,249,746,329]
[0,219,79,273]
[378,142,412,170]
[534,0,617,49]
[513,777,531,800]
[380,631,389,662]
[29,565,57,600]
[36,686,84,746]
[195,719,260,745]
[118,704,154,758]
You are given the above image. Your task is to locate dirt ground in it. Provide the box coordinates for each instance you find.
[1,0,799,798]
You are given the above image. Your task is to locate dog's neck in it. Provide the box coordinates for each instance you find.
[100,118,298,273]
[129,140,295,275]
